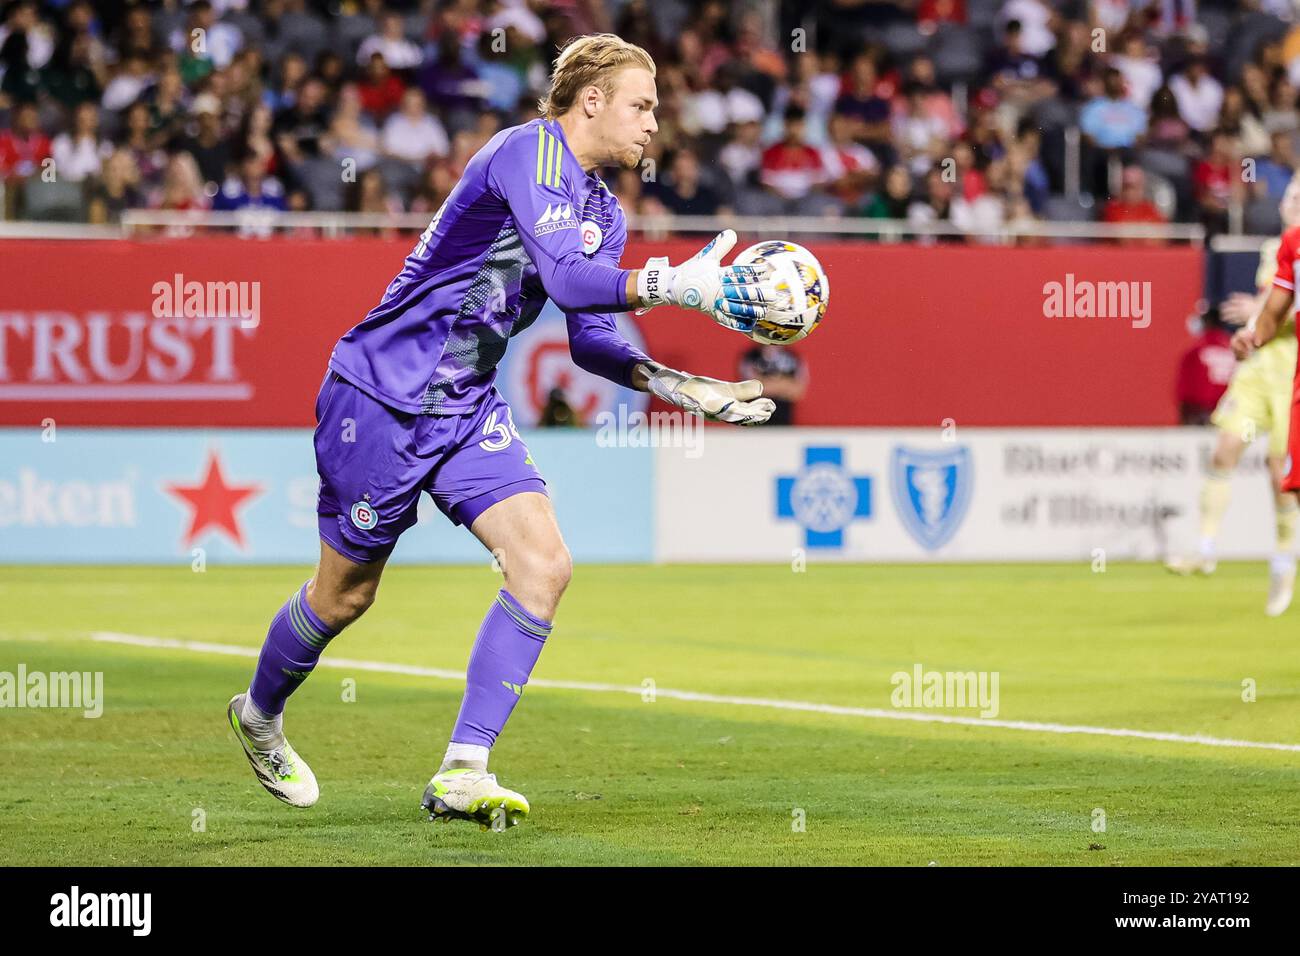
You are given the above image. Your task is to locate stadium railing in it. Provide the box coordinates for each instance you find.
[0,211,1208,244]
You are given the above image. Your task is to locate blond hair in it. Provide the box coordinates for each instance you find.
[537,33,656,120]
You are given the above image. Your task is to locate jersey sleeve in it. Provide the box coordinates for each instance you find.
[487,126,631,313]
[564,208,651,388]
[1273,228,1299,292]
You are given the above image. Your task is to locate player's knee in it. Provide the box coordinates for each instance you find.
[311,578,378,629]
[337,582,378,622]
[509,544,571,601]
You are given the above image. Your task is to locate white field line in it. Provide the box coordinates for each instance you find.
[91,631,1300,753]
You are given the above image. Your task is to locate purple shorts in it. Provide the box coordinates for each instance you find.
[313,371,546,564]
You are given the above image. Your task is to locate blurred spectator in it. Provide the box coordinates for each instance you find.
[212,153,286,211]
[988,19,1055,108]
[381,88,449,166]
[119,101,167,187]
[1219,85,1269,158]
[1101,165,1168,245]
[40,28,104,108]
[1081,67,1146,149]
[100,53,154,112]
[1011,119,1049,214]
[1193,128,1243,232]
[999,0,1056,58]
[87,147,141,223]
[154,151,209,211]
[738,344,807,426]
[418,30,481,124]
[346,166,401,215]
[273,75,330,161]
[908,166,956,235]
[863,163,912,218]
[834,53,891,156]
[1169,52,1223,134]
[760,105,827,210]
[893,82,947,178]
[49,100,108,182]
[718,118,763,190]
[409,160,456,214]
[918,0,967,30]
[170,1,243,75]
[1112,32,1162,109]
[1255,129,1295,200]
[1175,306,1234,425]
[649,146,730,216]
[1146,85,1192,151]
[358,54,406,119]
[0,101,50,180]
[357,11,422,71]
[538,388,580,427]
[176,93,232,188]
[325,83,380,172]
[820,111,878,210]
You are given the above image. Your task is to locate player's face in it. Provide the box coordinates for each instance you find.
[602,68,658,170]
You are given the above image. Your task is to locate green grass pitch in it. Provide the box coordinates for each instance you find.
[1,562,1297,866]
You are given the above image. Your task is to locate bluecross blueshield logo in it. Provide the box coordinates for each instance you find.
[776,446,872,548]
[890,445,973,550]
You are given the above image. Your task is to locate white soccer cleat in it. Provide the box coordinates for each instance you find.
[1164,555,1218,576]
[421,768,529,830]
[227,693,319,808]
[1266,564,1295,617]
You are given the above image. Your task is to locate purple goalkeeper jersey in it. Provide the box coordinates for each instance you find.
[329,117,650,415]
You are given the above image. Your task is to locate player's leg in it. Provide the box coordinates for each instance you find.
[422,491,566,829]
[228,541,388,807]
[1266,454,1297,616]
[1167,426,1244,574]
[229,371,424,807]
[450,490,570,764]
[420,390,556,827]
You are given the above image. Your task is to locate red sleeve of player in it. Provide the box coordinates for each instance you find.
[1274,228,1299,292]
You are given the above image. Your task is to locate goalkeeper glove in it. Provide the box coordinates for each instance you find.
[635,229,775,333]
[646,365,776,426]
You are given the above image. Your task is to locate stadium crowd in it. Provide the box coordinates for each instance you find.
[1,0,1300,235]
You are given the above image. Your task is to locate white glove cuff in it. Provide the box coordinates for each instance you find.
[636,257,675,308]
[646,366,689,405]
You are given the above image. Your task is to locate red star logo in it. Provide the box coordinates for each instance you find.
[165,451,262,549]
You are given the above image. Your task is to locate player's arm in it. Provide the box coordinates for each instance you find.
[1234,285,1293,357]
[488,130,772,322]
[1233,231,1297,358]
[565,214,775,426]
[566,313,773,424]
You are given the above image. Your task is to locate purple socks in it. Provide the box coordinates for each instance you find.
[248,583,338,716]
[450,589,552,749]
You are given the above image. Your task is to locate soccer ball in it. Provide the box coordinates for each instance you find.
[733,240,829,345]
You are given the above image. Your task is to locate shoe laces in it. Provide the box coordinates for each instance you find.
[263,747,294,779]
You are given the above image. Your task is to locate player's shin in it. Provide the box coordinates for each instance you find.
[1275,492,1298,562]
[442,589,551,772]
[245,583,339,737]
[1198,469,1233,556]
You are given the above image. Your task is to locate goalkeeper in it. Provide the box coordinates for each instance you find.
[226,33,779,828]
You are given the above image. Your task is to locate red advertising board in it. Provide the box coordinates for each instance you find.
[0,237,1204,426]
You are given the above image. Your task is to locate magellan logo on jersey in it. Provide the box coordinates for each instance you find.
[534,203,576,237]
